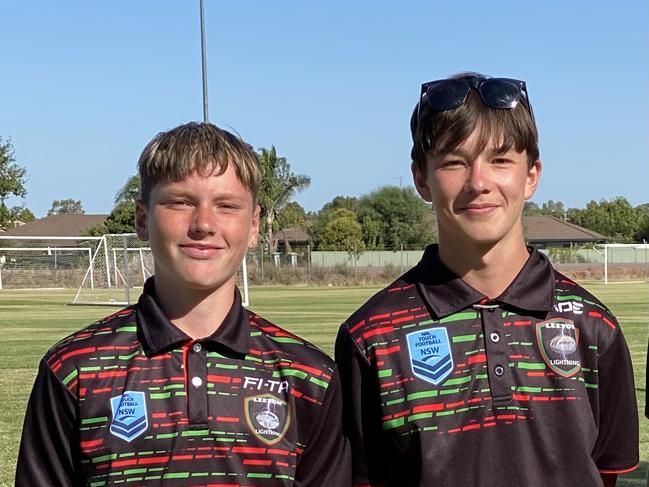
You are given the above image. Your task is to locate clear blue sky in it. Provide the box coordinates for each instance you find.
[2,1,647,217]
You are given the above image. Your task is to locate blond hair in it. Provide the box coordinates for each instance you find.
[138,122,261,204]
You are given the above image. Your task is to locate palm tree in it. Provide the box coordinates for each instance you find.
[257,146,310,252]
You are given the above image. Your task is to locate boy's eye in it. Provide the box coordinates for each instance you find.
[492,158,512,165]
[167,200,190,207]
[442,159,465,167]
[218,203,242,211]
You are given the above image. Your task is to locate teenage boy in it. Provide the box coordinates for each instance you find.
[16,122,350,486]
[336,73,638,487]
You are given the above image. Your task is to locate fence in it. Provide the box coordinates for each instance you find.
[246,243,649,285]
[1,239,647,293]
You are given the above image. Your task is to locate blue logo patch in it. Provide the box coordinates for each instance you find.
[110,391,148,442]
[406,328,453,385]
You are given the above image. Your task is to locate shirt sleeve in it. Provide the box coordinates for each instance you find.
[591,326,639,473]
[335,325,388,487]
[293,366,351,487]
[15,358,80,487]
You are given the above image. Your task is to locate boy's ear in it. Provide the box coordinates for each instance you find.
[412,161,433,202]
[249,204,261,248]
[135,201,149,242]
[524,160,542,201]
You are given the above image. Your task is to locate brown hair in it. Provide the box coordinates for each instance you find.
[410,73,539,173]
[138,122,261,204]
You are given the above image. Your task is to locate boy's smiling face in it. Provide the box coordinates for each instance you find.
[413,129,541,250]
[136,163,259,294]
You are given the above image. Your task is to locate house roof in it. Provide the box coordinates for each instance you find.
[274,226,310,243]
[426,213,606,244]
[0,214,109,247]
[522,215,607,243]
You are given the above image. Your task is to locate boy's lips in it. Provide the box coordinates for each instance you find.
[179,244,223,258]
[458,203,499,214]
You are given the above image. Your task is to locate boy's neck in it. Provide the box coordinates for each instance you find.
[153,276,237,340]
[438,233,531,300]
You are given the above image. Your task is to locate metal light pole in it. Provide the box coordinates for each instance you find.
[199,0,209,122]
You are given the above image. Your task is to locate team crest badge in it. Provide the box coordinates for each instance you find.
[244,394,290,445]
[536,318,581,377]
[109,391,148,442]
[407,328,453,385]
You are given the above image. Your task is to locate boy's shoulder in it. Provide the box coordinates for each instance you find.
[551,271,614,314]
[44,306,139,379]
[340,273,421,339]
[550,271,621,340]
[247,309,336,375]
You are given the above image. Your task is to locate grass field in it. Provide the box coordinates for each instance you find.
[0,282,647,486]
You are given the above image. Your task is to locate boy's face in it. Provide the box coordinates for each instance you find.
[135,163,259,294]
[412,129,541,249]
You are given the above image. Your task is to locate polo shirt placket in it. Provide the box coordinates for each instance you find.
[186,340,208,428]
[477,302,512,406]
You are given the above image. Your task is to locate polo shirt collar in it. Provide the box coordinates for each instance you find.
[411,244,555,318]
[136,278,250,355]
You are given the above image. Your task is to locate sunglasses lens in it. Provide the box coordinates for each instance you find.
[425,79,471,112]
[480,79,522,109]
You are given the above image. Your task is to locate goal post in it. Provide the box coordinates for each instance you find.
[601,243,649,285]
[0,234,250,306]
[0,235,104,290]
[71,234,250,306]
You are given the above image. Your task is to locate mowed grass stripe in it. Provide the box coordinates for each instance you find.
[0,282,646,486]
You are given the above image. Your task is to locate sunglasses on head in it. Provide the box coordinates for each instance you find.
[415,75,534,130]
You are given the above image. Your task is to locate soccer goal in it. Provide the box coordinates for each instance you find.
[71,234,250,306]
[0,235,102,290]
[600,243,649,285]
[0,234,250,306]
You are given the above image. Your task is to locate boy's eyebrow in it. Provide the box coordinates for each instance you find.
[439,144,515,159]
[158,187,250,201]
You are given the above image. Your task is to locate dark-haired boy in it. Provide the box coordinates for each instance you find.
[336,73,638,486]
[17,122,350,486]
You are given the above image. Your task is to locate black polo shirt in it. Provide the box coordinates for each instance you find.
[17,279,350,486]
[336,244,638,487]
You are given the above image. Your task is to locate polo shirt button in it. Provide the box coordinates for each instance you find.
[488,308,495,313]
[192,376,203,388]
[490,332,500,343]
[494,365,505,377]
[192,343,202,353]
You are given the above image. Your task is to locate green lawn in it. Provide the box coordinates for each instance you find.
[0,282,647,486]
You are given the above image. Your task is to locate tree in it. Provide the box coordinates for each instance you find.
[83,175,139,236]
[321,196,359,214]
[104,201,136,234]
[0,138,28,229]
[357,186,436,249]
[276,201,306,230]
[360,215,383,250]
[317,209,364,252]
[634,203,649,242]
[257,146,310,251]
[115,175,141,204]
[83,201,135,236]
[48,198,84,215]
[523,201,541,215]
[568,197,640,242]
[541,200,566,219]
[10,206,36,223]
[523,200,566,218]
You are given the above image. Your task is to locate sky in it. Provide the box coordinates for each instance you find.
[1,1,647,218]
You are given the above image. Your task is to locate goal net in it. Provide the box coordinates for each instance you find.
[601,243,649,284]
[0,234,249,306]
[71,234,249,306]
[0,237,96,290]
